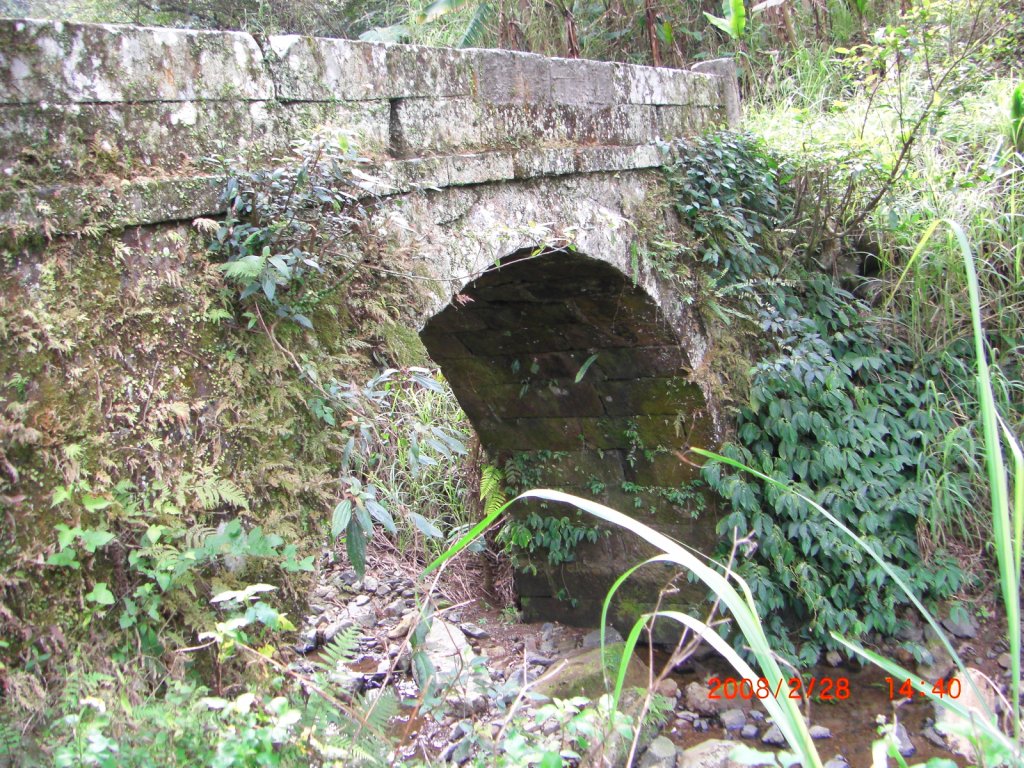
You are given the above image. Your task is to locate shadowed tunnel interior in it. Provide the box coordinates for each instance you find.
[420,248,720,631]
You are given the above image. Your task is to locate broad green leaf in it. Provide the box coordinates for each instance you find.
[574,354,599,383]
[331,500,352,540]
[79,529,115,553]
[410,512,443,538]
[82,495,112,512]
[86,583,115,606]
[46,549,79,569]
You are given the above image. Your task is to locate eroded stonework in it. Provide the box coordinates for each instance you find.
[1,18,737,634]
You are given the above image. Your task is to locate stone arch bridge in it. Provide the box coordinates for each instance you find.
[0,19,740,630]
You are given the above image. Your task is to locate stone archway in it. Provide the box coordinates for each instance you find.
[421,247,720,633]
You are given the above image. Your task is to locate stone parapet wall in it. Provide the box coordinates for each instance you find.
[0,18,736,236]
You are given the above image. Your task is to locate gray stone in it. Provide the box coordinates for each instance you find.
[685,681,731,716]
[639,735,679,768]
[941,611,978,639]
[582,626,624,649]
[740,724,759,739]
[823,758,850,768]
[809,725,832,739]
[760,724,785,746]
[413,619,491,715]
[346,601,377,629]
[351,594,371,606]
[693,719,709,732]
[998,652,1012,669]
[677,739,737,768]
[922,726,947,749]
[656,678,679,699]
[322,618,354,644]
[719,709,746,731]
[892,723,915,757]
[294,627,319,654]
[361,575,379,593]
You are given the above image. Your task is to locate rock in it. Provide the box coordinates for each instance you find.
[387,612,416,640]
[294,627,319,654]
[639,735,678,768]
[823,758,850,768]
[413,619,491,715]
[941,611,978,639]
[385,598,406,617]
[582,626,624,649]
[351,594,371,606]
[825,650,842,667]
[934,667,998,762]
[740,724,759,739]
[685,681,731,716]
[460,623,490,640]
[917,625,956,680]
[347,601,377,629]
[322,618,354,644]
[679,738,734,768]
[719,709,746,731]
[657,678,679,699]
[362,575,379,593]
[534,642,649,700]
[998,652,1012,670]
[760,724,785,746]
[922,726,946,749]
[892,723,915,757]
[809,725,832,739]
[748,711,765,723]
[527,655,556,667]
[693,719,709,732]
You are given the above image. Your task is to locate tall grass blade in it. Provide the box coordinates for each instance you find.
[517,489,823,767]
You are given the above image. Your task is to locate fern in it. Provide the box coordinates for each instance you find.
[356,689,399,734]
[0,720,20,757]
[195,477,249,511]
[480,464,507,517]
[312,628,361,675]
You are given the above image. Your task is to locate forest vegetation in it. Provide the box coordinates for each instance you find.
[0,0,1021,765]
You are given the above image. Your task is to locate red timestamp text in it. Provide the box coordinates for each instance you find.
[886,677,962,700]
[707,676,851,701]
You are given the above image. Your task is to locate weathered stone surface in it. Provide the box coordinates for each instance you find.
[0,19,271,104]
[267,35,387,101]
[533,642,649,700]
[413,619,491,715]
[934,667,998,762]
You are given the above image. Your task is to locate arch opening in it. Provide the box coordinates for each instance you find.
[420,248,720,633]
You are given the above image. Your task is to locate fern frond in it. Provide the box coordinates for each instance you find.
[196,477,249,511]
[479,464,502,502]
[356,688,399,734]
[312,627,361,674]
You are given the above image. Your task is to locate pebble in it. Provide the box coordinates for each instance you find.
[294,627,318,654]
[892,723,916,757]
[322,619,353,644]
[824,758,850,768]
[825,650,842,667]
[941,613,978,639]
[922,726,946,749]
[460,623,490,640]
[656,678,679,699]
[639,735,678,768]
[693,718,709,732]
[998,652,1012,670]
[761,724,785,746]
[720,708,746,731]
[741,724,759,739]
[809,725,832,740]
[362,575,379,593]
[352,594,370,606]
[749,710,765,723]
[581,626,625,649]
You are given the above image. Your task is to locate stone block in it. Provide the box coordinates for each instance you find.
[386,43,476,98]
[614,63,695,106]
[0,19,271,104]
[549,58,617,106]
[487,381,606,419]
[590,346,689,380]
[573,144,662,174]
[600,377,703,417]
[476,49,551,104]
[525,449,627,487]
[267,35,387,101]
[513,147,575,178]
[0,175,224,236]
[628,452,702,487]
[442,151,515,186]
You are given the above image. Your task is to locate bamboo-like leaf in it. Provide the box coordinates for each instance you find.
[575,354,599,383]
